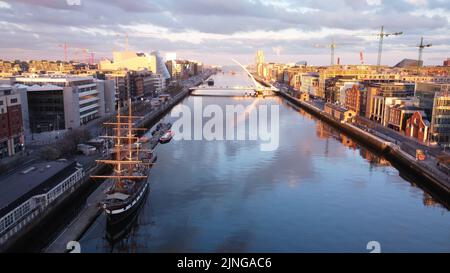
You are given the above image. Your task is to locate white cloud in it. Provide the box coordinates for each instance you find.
[366,0,382,6]
[0,1,11,9]
[404,0,428,6]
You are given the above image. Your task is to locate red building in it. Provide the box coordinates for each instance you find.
[405,111,429,143]
[444,58,450,67]
[345,85,366,116]
[0,86,24,159]
[387,104,422,132]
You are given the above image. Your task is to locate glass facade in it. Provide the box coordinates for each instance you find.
[430,92,450,146]
[27,90,65,133]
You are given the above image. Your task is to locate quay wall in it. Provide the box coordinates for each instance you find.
[278,91,450,198]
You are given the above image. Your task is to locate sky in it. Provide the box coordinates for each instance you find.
[0,0,449,66]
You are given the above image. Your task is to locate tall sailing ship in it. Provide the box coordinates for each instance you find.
[91,97,155,225]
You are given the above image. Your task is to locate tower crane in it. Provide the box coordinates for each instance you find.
[82,48,89,64]
[314,39,337,66]
[58,42,69,62]
[374,26,403,71]
[89,51,96,65]
[416,37,432,70]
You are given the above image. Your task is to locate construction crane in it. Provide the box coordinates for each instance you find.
[89,51,96,65]
[58,42,69,62]
[416,37,432,69]
[72,48,79,63]
[375,25,403,71]
[314,39,342,66]
[82,48,89,64]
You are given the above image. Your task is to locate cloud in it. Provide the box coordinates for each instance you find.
[0,0,448,65]
[0,1,11,9]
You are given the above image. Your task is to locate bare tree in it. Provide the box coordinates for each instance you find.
[59,128,92,156]
[39,145,61,161]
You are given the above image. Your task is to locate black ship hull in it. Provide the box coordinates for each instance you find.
[105,187,148,243]
[104,180,149,226]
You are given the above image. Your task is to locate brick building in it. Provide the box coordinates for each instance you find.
[324,103,356,122]
[405,111,430,143]
[386,105,424,132]
[345,85,367,116]
[0,86,24,159]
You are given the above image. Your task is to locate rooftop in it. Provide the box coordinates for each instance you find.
[25,84,64,91]
[0,160,78,218]
[15,75,94,83]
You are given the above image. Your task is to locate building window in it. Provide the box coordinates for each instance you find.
[10,98,18,104]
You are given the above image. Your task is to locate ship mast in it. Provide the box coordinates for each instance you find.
[127,96,134,177]
[91,94,153,183]
[116,102,123,188]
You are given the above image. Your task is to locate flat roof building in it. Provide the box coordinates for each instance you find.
[0,160,83,246]
[0,85,24,159]
[13,76,114,142]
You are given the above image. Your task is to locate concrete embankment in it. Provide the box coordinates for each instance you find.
[278,91,450,199]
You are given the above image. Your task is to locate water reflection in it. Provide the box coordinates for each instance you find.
[79,73,450,253]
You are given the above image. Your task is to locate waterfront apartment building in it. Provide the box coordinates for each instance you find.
[318,65,401,100]
[0,86,24,159]
[283,66,318,88]
[430,88,450,146]
[415,82,448,117]
[324,103,356,122]
[300,73,320,97]
[166,59,203,80]
[414,83,450,146]
[386,104,424,132]
[345,85,367,116]
[14,76,114,138]
[106,70,165,102]
[364,82,415,124]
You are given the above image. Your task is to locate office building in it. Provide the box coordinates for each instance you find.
[365,82,415,124]
[430,89,450,146]
[14,76,114,139]
[0,86,24,159]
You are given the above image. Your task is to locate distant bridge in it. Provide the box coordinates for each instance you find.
[231,58,278,94]
[190,86,256,91]
[189,59,278,96]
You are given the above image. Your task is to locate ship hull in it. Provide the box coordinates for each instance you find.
[105,187,148,243]
[104,180,149,226]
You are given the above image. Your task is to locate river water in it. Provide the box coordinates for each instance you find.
[79,72,450,253]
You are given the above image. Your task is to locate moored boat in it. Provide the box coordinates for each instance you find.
[159,130,174,143]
